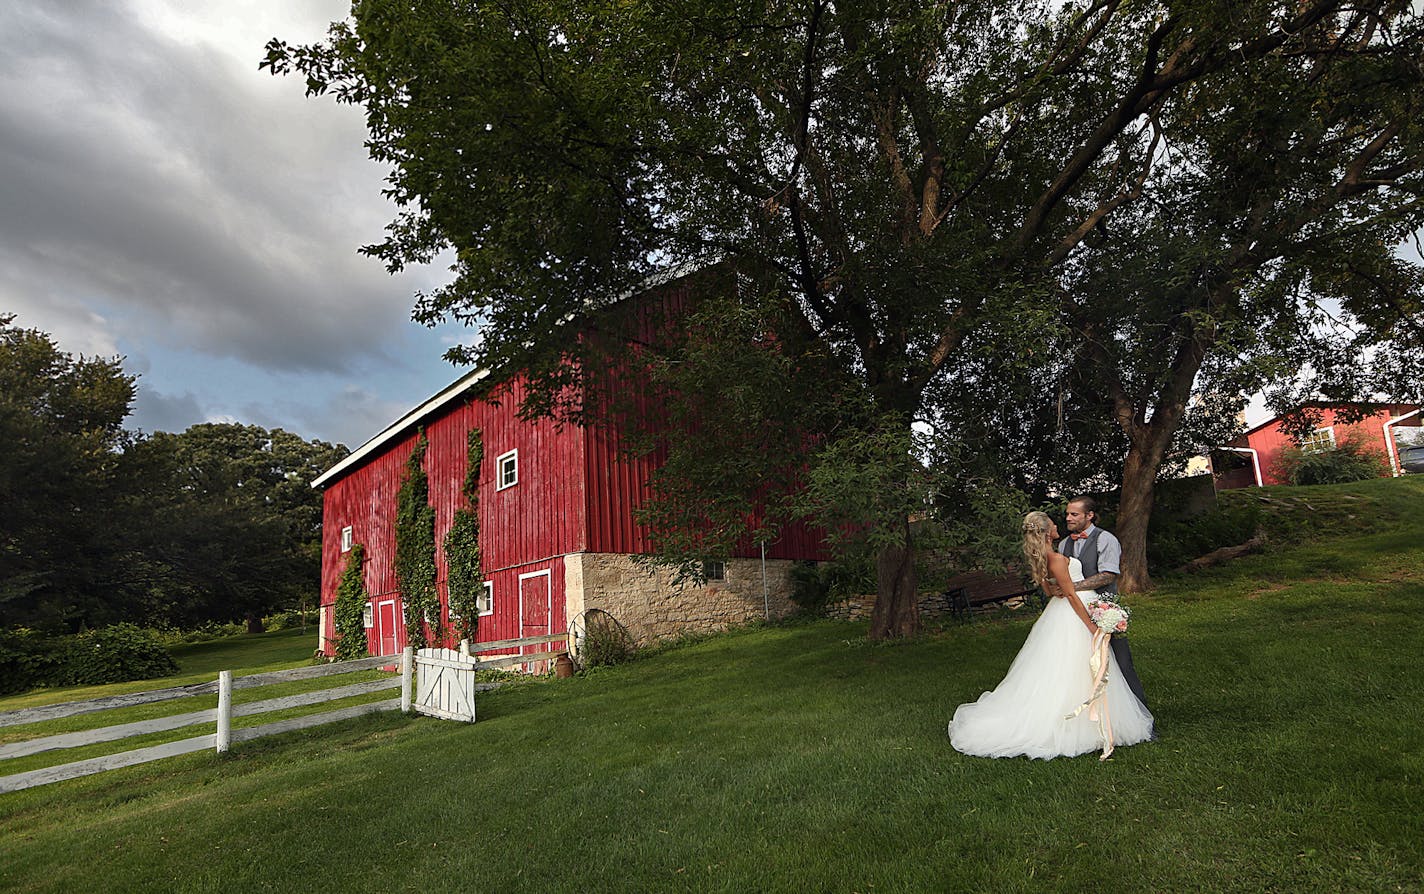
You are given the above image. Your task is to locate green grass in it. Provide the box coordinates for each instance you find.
[2,478,1422,893]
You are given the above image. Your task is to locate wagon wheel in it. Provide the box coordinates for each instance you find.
[568,608,633,669]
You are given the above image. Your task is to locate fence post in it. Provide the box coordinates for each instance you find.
[216,670,232,753]
[401,647,414,714]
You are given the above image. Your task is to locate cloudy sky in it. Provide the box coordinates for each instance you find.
[1,0,468,449]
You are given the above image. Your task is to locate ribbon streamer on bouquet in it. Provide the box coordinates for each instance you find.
[1065,629,1115,760]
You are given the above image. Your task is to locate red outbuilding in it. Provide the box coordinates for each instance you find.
[311,271,827,659]
[1210,401,1421,489]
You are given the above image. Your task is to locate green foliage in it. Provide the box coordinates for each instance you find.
[576,610,634,669]
[126,423,348,630]
[0,628,64,696]
[1278,434,1390,486]
[395,433,439,650]
[261,609,312,632]
[788,562,832,616]
[445,429,485,644]
[1146,501,1264,572]
[333,544,369,661]
[55,624,179,686]
[788,558,878,616]
[0,315,138,631]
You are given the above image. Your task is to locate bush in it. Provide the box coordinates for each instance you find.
[789,561,833,615]
[789,554,877,615]
[576,609,634,668]
[57,623,179,686]
[1278,434,1389,486]
[0,628,64,696]
[263,609,311,631]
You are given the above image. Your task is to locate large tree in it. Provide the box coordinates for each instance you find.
[1058,13,1424,591]
[267,0,1423,635]
[0,315,139,630]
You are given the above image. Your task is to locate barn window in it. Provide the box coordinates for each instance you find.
[1301,427,1336,454]
[340,526,353,553]
[496,450,518,490]
[703,560,726,581]
[362,603,373,628]
[449,583,493,620]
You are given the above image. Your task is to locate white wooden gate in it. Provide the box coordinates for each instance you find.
[413,648,479,723]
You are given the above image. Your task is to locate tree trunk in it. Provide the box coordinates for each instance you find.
[1115,449,1158,594]
[869,537,919,640]
[246,614,265,634]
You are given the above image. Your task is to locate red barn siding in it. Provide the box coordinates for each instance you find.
[316,267,831,655]
[1234,404,1417,486]
[319,377,586,655]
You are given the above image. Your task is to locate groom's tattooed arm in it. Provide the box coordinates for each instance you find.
[1075,572,1117,591]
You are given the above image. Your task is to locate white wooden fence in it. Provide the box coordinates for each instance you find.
[2,633,574,794]
[0,651,411,794]
[410,633,572,723]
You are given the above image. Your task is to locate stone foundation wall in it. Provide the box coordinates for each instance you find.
[824,590,958,621]
[567,553,799,645]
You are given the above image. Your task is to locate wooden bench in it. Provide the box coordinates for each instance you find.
[942,570,1042,618]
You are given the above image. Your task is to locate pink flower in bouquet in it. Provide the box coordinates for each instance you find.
[1086,599,1130,634]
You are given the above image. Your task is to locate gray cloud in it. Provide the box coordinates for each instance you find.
[0,0,442,378]
[130,386,206,435]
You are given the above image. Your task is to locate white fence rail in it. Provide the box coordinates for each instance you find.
[2,633,574,794]
[0,650,412,794]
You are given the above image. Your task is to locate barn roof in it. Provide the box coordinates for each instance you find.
[1227,400,1420,445]
[310,258,716,490]
[310,366,491,489]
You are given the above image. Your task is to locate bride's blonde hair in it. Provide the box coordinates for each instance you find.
[1021,510,1054,591]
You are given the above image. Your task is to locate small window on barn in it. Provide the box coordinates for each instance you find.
[478,581,494,616]
[703,560,726,582]
[1301,427,1336,454]
[340,526,354,553]
[362,603,374,628]
[496,450,518,490]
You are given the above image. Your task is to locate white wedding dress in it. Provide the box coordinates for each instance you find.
[948,557,1155,759]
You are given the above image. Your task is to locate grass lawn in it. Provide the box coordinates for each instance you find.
[1,478,1422,893]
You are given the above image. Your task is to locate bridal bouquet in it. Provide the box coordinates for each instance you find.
[1086,599,1130,634]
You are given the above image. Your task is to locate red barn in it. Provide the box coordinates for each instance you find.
[1211,402,1421,489]
[311,273,827,659]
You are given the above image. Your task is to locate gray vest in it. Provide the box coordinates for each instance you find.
[1058,527,1118,595]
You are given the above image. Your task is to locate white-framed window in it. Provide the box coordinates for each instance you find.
[340,525,354,553]
[703,560,726,582]
[496,450,518,490]
[449,582,494,619]
[362,602,374,628]
[1301,427,1337,454]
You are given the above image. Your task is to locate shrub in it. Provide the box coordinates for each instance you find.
[576,609,634,668]
[1277,434,1389,486]
[789,561,833,615]
[789,553,878,615]
[0,628,64,695]
[263,609,311,631]
[57,624,178,685]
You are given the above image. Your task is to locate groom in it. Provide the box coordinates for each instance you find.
[1058,496,1151,710]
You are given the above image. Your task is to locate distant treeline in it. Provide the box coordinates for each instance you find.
[0,314,348,634]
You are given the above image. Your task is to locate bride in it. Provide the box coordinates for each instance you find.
[948,510,1154,759]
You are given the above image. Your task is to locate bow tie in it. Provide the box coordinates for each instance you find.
[1069,531,1090,541]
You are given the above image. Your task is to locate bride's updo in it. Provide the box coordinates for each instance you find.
[1021,510,1054,592]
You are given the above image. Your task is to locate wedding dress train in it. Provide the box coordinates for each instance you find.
[948,557,1154,759]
